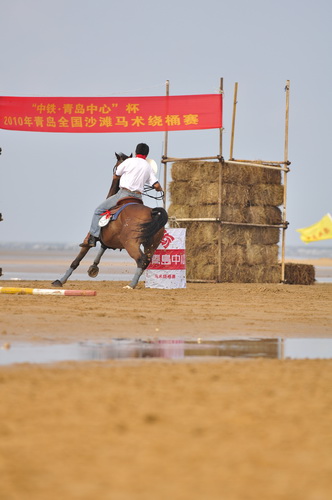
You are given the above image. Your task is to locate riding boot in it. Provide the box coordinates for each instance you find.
[79,233,97,248]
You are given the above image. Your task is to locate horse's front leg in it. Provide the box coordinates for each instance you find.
[124,268,143,289]
[124,246,150,289]
[127,259,151,288]
[124,229,165,289]
[126,230,164,289]
[88,245,107,278]
[52,246,91,287]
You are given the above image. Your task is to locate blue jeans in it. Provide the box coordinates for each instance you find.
[89,188,142,237]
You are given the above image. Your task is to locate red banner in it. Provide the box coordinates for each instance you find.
[0,94,222,133]
[148,249,186,270]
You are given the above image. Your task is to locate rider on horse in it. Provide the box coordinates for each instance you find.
[80,143,164,248]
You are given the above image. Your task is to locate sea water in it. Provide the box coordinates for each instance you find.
[1,338,332,365]
[0,243,331,282]
[0,243,135,282]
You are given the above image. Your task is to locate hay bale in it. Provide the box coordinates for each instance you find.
[225,162,282,185]
[168,204,193,219]
[168,203,220,219]
[186,256,315,284]
[168,203,223,221]
[183,222,219,244]
[186,260,315,284]
[283,263,315,285]
[220,264,280,283]
[187,245,241,265]
[186,259,281,283]
[187,244,278,266]
[199,184,250,206]
[187,263,218,281]
[171,161,282,185]
[220,225,280,245]
[169,180,283,207]
[176,222,280,247]
[249,184,284,206]
[244,206,282,224]
[168,204,282,225]
[168,181,190,205]
[245,244,279,265]
[169,181,249,206]
[171,161,218,183]
[169,159,284,283]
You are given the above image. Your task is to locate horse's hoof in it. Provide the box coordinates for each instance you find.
[51,280,63,288]
[123,285,134,289]
[88,265,99,278]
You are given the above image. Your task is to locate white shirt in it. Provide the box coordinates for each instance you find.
[116,157,158,193]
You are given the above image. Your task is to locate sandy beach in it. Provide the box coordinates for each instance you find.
[1,258,332,499]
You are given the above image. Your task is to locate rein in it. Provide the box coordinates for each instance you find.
[143,186,164,200]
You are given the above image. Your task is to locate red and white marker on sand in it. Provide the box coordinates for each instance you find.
[0,287,96,296]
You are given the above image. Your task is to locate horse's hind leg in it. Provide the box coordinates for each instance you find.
[52,246,91,287]
[88,245,107,278]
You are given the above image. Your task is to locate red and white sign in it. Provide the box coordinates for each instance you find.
[145,228,186,289]
[0,94,222,133]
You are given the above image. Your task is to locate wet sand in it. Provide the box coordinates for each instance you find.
[1,268,332,499]
[1,280,332,342]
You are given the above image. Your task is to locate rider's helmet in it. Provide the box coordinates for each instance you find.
[135,143,149,157]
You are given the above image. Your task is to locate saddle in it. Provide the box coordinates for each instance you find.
[99,196,143,227]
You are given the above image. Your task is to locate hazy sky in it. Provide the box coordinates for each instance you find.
[1,0,331,249]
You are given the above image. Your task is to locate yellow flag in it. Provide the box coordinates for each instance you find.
[297,213,332,243]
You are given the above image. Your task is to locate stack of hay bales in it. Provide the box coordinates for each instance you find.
[168,161,314,284]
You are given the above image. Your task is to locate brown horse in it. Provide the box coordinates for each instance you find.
[52,153,168,289]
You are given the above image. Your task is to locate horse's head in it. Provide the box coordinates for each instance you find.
[113,152,132,174]
[115,153,133,167]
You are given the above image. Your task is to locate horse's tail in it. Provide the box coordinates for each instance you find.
[139,207,168,243]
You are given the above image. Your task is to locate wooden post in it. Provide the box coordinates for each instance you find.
[229,82,238,160]
[278,338,285,360]
[281,80,290,283]
[218,77,224,282]
[219,77,223,158]
[163,80,170,210]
